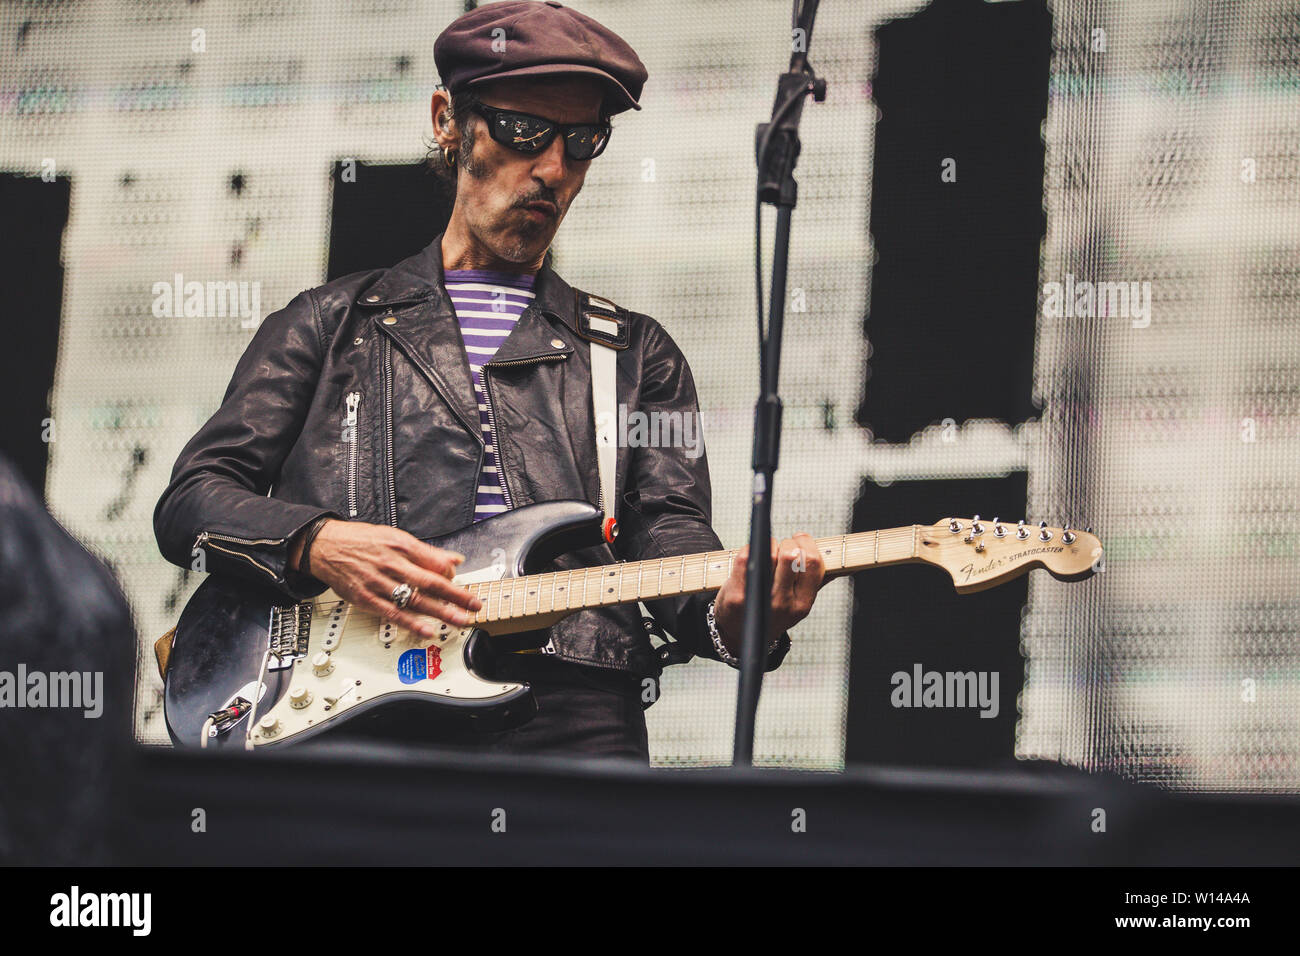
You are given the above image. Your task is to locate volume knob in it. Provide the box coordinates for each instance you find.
[312,652,334,677]
[258,715,281,736]
[289,686,313,709]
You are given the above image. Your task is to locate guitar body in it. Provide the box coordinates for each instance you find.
[164,499,607,750]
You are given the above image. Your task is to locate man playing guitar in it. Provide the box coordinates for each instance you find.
[155,1,825,760]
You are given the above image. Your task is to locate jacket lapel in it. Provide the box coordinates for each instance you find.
[361,237,480,440]
[360,235,584,447]
[485,264,576,366]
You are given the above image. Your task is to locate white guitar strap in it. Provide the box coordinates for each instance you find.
[587,310,663,651]
[589,320,618,526]
[574,292,675,670]
[575,290,629,539]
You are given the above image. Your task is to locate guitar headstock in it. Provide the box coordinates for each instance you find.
[917,516,1103,594]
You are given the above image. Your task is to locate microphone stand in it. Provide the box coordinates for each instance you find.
[733,0,827,767]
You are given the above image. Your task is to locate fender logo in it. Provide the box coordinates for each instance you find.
[960,545,1063,582]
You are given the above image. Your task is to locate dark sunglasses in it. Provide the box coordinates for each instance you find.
[472,102,611,161]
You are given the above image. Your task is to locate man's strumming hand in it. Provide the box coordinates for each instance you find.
[290,520,483,640]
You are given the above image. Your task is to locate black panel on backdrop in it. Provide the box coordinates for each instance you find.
[0,174,71,494]
[327,161,454,281]
[857,0,1050,442]
[847,473,1029,769]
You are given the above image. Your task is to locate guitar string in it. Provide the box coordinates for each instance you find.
[301,526,923,626]
[467,528,921,622]
[291,523,1074,637]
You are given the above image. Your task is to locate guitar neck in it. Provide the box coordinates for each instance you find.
[466,525,920,625]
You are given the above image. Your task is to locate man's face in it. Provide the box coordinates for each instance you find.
[449,76,605,267]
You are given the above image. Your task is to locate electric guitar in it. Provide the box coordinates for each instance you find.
[163,499,1102,749]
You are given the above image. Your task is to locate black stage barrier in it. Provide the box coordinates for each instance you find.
[118,744,1300,866]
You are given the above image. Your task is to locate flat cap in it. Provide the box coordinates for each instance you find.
[435,1,648,114]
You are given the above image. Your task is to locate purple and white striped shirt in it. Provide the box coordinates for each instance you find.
[444,269,537,522]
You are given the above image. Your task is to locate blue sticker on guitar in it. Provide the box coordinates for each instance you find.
[397,648,427,683]
[397,647,442,683]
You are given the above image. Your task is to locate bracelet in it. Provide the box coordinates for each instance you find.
[706,600,781,668]
[706,600,740,667]
[299,516,333,578]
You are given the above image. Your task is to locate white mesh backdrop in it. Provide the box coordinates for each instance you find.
[1020,0,1300,790]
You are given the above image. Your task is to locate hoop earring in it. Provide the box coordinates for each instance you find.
[442,146,457,168]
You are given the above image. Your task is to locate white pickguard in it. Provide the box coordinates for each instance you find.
[248,562,521,747]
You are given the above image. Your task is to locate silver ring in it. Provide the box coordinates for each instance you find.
[391,583,414,609]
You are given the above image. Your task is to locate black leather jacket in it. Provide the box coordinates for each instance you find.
[154,234,789,677]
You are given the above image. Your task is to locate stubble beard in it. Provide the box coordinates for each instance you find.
[460,131,558,265]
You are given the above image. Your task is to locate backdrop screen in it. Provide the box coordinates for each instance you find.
[3,0,1298,787]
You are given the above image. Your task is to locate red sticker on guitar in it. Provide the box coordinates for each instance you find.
[397,646,443,683]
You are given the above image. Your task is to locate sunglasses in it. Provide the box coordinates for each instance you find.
[472,102,612,161]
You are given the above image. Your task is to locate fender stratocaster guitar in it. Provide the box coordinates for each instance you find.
[163,499,1102,750]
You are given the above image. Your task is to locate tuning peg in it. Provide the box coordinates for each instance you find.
[972,514,985,535]
[1062,523,1076,544]
[974,540,985,552]
[948,518,962,534]
[1016,520,1029,540]
[993,517,1006,538]
[1038,520,1052,542]
[1085,526,1093,534]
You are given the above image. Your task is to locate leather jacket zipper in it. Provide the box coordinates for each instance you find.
[344,391,361,518]
[194,530,284,580]
[481,353,566,511]
[383,340,397,526]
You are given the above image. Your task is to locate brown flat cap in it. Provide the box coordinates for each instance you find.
[435,1,648,114]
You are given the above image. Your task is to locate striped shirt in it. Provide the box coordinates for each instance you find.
[444,269,537,521]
